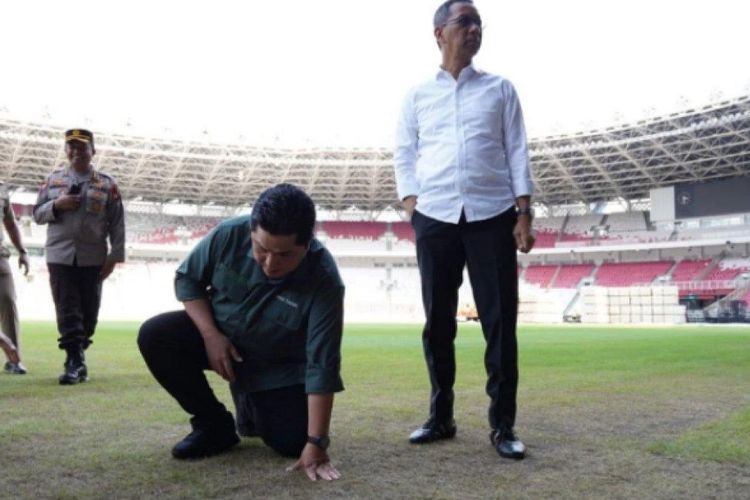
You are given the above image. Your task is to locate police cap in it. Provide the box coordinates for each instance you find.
[64,129,94,146]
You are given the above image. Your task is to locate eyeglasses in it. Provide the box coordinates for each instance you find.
[442,15,484,30]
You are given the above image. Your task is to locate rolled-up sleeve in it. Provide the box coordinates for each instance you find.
[501,80,534,198]
[304,283,345,394]
[393,89,421,201]
[174,229,219,302]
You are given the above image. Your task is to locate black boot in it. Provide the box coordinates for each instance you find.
[59,346,88,385]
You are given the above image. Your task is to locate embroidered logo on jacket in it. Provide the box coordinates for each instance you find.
[276,295,299,309]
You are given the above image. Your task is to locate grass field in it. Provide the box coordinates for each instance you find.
[1,322,749,499]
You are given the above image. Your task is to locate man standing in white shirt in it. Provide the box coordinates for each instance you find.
[394,0,535,460]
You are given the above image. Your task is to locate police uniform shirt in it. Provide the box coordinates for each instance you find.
[175,216,345,394]
[33,166,125,266]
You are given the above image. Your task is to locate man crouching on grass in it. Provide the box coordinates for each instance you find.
[138,184,344,481]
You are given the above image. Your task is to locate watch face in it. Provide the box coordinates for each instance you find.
[309,435,330,450]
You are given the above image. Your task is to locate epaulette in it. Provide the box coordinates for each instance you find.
[97,171,115,182]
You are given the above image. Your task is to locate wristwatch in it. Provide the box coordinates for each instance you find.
[516,207,533,219]
[307,435,330,450]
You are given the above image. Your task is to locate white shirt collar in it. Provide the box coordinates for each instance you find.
[436,63,480,82]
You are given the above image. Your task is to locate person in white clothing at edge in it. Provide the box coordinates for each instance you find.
[393,0,535,460]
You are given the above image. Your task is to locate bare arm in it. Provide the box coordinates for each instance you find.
[288,392,341,481]
[402,195,417,220]
[513,195,535,253]
[307,393,334,440]
[2,214,29,275]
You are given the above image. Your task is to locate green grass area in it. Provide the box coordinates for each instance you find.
[650,407,750,465]
[1,322,749,499]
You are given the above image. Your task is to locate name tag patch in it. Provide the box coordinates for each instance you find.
[276,295,299,309]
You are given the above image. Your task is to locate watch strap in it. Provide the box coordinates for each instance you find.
[307,435,330,450]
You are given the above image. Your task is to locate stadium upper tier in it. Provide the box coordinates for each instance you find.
[1,94,749,209]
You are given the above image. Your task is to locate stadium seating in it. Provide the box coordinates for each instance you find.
[703,258,750,281]
[595,261,673,287]
[670,259,712,282]
[523,265,558,287]
[551,264,595,288]
[563,213,603,235]
[606,211,648,232]
[391,222,415,242]
[558,232,593,243]
[320,221,386,240]
[534,216,565,232]
[533,229,559,248]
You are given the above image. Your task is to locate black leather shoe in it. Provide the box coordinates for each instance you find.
[409,419,457,444]
[490,427,526,459]
[172,428,239,459]
[172,417,240,459]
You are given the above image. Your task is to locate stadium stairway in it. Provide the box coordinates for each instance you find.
[548,266,562,289]
[558,213,571,244]
[664,260,680,280]
[695,256,722,282]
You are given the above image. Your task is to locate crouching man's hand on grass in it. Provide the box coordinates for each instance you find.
[286,443,341,481]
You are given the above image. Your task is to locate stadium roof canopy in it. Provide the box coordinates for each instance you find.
[1,95,749,210]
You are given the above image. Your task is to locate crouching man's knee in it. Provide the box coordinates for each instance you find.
[263,433,307,457]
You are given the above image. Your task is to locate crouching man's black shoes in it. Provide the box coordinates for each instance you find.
[490,426,526,460]
[172,415,240,460]
[409,419,457,444]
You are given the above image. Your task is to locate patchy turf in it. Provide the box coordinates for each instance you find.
[649,407,750,465]
[1,322,749,499]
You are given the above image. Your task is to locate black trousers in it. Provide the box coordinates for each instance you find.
[48,263,102,350]
[137,311,308,457]
[412,208,519,430]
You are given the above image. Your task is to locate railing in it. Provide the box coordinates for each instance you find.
[672,280,737,292]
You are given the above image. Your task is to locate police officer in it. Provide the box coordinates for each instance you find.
[0,182,30,374]
[33,129,125,385]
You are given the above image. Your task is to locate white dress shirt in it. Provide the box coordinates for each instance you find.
[394,65,533,224]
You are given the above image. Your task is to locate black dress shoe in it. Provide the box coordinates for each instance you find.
[409,419,457,444]
[172,417,240,459]
[490,427,526,459]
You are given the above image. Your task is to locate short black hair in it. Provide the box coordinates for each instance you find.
[434,0,474,28]
[250,183,316,246]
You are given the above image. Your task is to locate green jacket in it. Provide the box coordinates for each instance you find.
[175,216,344,394]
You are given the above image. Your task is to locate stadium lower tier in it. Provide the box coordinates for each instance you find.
[10,258,749,325]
